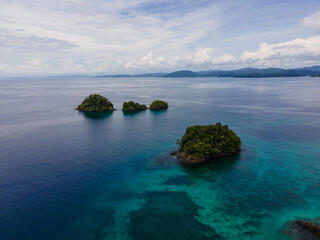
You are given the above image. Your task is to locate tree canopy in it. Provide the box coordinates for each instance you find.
[177,123,241,159]
[122,101,148,111]
[149,100,168,110]
[77,94,114,112]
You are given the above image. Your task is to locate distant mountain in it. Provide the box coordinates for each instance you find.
[311,74,320,77]
[134,73,167,77]
[96,74,132,78]
[162,66,320,78]
[163,70,201,77]
[94,66,320,78]
[299,66,320,72]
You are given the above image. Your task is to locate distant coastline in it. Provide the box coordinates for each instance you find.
[95,65,320,78]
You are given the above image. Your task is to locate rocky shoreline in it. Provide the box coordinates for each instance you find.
[171,149,241,165]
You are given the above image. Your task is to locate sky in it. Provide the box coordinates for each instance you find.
[0,0,320,75]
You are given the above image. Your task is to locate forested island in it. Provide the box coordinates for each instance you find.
[122,101,148,111]
[76,94,115,112]
[76,96,168,112]
[149,100,168,110]
[173,123,241,164]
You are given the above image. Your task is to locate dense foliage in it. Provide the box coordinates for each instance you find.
[122,101,147,111]
[177,123,241,158]
[149,100,168,110]
[77,94,114,112]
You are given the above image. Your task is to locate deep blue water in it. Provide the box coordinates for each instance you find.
[0,77,320,240]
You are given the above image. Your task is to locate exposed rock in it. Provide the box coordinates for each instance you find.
[291,220,320,239]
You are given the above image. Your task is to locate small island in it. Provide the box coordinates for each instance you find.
[122,101,148,111]
[173,123,241,164]
[149,100,168,110]
[76,94,115,112]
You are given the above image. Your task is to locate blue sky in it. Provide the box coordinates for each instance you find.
[0,0,320,75]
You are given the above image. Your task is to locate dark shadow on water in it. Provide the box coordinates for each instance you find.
[78,111,114,119]
[181,154,240,178]
[122,110,147,117]
[149,108,168,116]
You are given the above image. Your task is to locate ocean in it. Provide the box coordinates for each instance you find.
[1,76,320,239]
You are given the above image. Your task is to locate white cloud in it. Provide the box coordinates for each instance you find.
[124,49,236,72]
[0,58,53,74]
[185,49,236,65]
[241,36,320,67]
[302,11,320,31]
[125,51,170,71]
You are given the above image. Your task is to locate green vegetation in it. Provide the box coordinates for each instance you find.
[76,94,114,112]
[149,100,168,110]
[122,101,148,111]
[176,123,241,163]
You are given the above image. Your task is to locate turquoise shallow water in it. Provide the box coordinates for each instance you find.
[0,77,320,239]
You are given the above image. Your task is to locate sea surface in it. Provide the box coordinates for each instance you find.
[0,77,320,240]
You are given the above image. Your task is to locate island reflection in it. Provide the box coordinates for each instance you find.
[78,111,113,119]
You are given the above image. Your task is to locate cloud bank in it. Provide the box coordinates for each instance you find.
[241,36,320,68]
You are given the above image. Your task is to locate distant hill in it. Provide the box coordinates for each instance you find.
[300,66,320,72]
[162,66,320,78]
[94,66,320,78]
[134,73,167,77]
[163,70,201,77]
[311,74,320,77]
